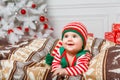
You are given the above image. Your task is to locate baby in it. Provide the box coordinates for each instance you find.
[46,22,91,77]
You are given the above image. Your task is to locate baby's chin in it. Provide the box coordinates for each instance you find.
[66,48,77,53]
[65,46,74,50]
[65,46,82,53]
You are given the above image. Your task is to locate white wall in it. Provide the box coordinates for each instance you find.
[47,0,120,38]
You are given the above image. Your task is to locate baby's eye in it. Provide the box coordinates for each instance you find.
[73,35,77,38]
[64,35,68,38]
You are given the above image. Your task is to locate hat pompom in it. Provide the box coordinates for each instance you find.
[45,53,54,65]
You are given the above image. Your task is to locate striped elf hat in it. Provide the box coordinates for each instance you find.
[62,22,88,49]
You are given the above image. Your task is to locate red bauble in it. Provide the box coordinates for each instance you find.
[17,26,22,30]
[46,18,48,21]
[43,23,48,29]
[20,9,26,15]
[0,16,2,21]
[34,35,37,38]
[50,27,54,30]
[32,3,36,8]
[7,29,14,34]
[39,16,45,22]
[25,27,29,32]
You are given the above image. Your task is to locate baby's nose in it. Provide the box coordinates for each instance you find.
[68,36,73,40]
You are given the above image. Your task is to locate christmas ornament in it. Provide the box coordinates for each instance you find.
[39,15,45,22]
[7,29,14,34]
[0,0,54,45]
[20,8,26,15]
[43,23,48,29]
[31,3,36,8]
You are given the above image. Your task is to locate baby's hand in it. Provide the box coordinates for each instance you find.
[52,68,67,77]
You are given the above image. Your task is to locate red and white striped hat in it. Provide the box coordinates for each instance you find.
[62,22,88,49]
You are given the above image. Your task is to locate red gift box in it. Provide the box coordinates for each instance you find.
[104,23,120,44]
[104,32,115,42]
[112,23,120,32]
[115,32,120,44]
[112,23,120,44]
[88,33,94,37]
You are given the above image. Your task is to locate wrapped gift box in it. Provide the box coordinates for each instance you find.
[105,23,120,44]
[112,23,120,44]
[115,32,120,44]
[112,23,120,32]
[104,32,115,42]
[88,33,94,37]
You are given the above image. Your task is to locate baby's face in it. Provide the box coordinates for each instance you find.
[62,32,83,54]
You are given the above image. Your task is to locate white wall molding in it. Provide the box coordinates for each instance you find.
[49,14,109,38]
[47,0,120,6]
[47,0,120,38]
[48,3,120,9]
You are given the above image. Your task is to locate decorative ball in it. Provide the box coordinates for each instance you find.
[20,9,26,15]
[15,12,18,15]
[39,16,45,22]
[0,16,2,21]
[34,35,37,38]
[7,29,14,34]
[50,27,54,30]
[32,3,36,8]
[17,26,22,30]
[34,21,38,24]
[43,23,48,29]
[44,8,47,13]
[25,27,29,32]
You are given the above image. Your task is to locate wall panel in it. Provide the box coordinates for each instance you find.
[47,1,120,38]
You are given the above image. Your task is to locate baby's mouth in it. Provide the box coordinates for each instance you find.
[67,43,74,46]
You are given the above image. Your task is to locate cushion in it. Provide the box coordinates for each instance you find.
[0,36,117,80]
[0,37,60,80]
[83,37,117,80]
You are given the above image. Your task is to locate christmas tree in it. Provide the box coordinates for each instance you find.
[0,0,54,45]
